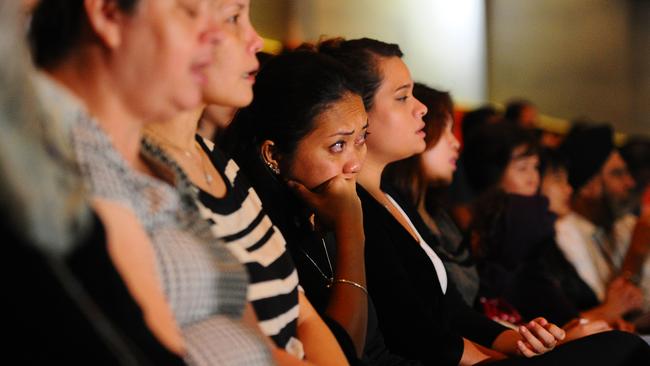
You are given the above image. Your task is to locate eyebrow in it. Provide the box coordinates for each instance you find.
[395,83,412,93]
[220,1,245,11]
[329,129,355,137]
[328,120,369,137]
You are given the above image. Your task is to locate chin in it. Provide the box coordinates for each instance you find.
[412,144,426,156]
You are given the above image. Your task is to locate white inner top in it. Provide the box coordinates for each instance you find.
[386,194,448,294]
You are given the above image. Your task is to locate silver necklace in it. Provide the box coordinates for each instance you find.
[300,237,334,287]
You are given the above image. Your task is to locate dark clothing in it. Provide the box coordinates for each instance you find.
[359,184,506,365]
[489,331,650,365]
[417,202,479,306]
[364,185,650,365]
[5,213,184,365]
[476,193,599,325]
[229,147,420,365]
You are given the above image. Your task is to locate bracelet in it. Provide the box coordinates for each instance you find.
[331,279,368,295]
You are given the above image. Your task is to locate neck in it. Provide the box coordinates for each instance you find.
[358,155,388,202]
[572,195,613,232]
[146,107,205,150]
[47,53,143,166]
[196,118,217,141]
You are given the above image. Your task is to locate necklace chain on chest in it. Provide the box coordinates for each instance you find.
[300,237,334,287]
[147,132,214,186]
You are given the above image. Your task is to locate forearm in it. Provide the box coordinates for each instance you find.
[324,222,367,356]
[460,338,492,366]
[298,292,349,366]
[491,329,520,356]
[580,305,618,323]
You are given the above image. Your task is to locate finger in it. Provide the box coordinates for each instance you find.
[543,322,566,341]
[287,179,318,204]
[526,321,557,348]
[519,325,549,353]
[517,340,537,358]
[531,317,548,326]
[563,318,580,330]
[615,319,636,333]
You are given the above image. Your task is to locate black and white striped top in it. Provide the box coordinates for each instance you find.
[195,136,304,359]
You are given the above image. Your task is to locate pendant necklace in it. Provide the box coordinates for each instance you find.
[300,237,334,288]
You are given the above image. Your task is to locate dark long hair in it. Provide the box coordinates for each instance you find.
[383,83,453,207]
[316,37,403,110]
[29,0,139,68]
[224,48,361,167]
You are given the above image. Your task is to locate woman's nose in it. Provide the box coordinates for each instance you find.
[343,151,365,176]
[415,98,428,118]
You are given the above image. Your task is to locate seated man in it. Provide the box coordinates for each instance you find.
[556,123,644,317]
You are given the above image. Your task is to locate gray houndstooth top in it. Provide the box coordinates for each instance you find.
[71,113,273,365]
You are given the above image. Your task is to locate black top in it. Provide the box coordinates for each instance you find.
[359,184,507,366]
[419,202,479,306]
[475,193,599,325]
[228,145,420,365]
[4,212,184,365]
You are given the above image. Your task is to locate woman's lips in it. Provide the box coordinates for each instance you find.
[191,60,211,85]
[243,69,258,83]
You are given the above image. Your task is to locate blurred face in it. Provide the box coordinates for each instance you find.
[601,150,636,209]
[519,105,538,128]
[541,167,573,217]
[501,145,540,196]
[22,0,39,13]
[284,93,368,190]
[420,116,460,185]
[366,57,428,164]
[202,0,263,107]
[114,0,216,121]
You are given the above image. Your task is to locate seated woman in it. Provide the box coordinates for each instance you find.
[221,48,423,365]
[384,83,480,308]
[143,4,348,364]
[3,2,182,363]
[29,0,273,364]
[322,38,650,365]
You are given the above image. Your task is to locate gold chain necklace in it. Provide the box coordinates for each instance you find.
[146,131,213,186]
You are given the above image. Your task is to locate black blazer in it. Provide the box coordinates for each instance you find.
[358,184,506,366]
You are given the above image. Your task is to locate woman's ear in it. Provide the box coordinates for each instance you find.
[260,140,281,175]
[83,0,127,49]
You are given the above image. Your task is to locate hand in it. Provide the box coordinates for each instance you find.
[611,317,636,333]
[603,276,643,316]
[287,176,362,232]
[516,318,565,357]
[562,318,611,343]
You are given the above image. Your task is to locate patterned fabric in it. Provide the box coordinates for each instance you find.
[193,135,303,359]
[71,115,271,365]
[183,316,272,366]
